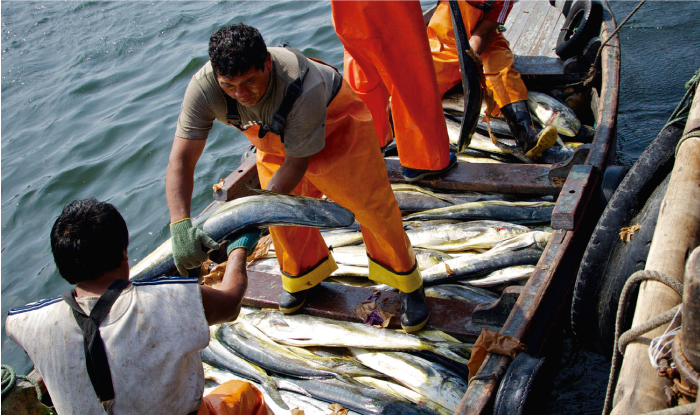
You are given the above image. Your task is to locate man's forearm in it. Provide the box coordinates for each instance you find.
[266,155,309,194]
[201,247,248,324]
[469,19,499,56]
[166,160,195,223]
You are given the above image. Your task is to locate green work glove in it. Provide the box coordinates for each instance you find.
[226,229,263,256]
[170,218,220,277]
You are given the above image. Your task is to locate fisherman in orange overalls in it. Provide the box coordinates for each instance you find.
[331,1,457,182]
[166,24,430,332]
[427,0,557,157]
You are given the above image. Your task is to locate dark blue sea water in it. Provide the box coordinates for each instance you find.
[2,1,699,413]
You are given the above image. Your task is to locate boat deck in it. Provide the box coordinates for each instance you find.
[506,0,572,79]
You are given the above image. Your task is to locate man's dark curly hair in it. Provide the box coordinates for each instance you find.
[209,24,268,78]
[51,198,129,284]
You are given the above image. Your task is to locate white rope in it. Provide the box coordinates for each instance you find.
[647,306,682,370]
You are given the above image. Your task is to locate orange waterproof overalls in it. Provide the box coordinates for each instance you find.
[331,1,451,172]
[197,380,269,415]
[428,0,528,113]
[236,79,421,294]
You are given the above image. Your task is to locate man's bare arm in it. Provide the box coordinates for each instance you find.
[265,155,310,194]
[166,136,207,222]
[200,247,248,325]
[470,19,500,56]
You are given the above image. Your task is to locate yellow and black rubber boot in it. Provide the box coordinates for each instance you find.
[278,289,309,314]
[400,285,430,333]
[500,100,558,160]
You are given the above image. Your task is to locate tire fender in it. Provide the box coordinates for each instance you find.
[556,0,604,60]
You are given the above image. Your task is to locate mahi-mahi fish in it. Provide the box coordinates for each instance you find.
[242,310,472,365]
[130,193,355,281]
[403,201,554,224]
[420,231,551,285]
[350,349,468,413]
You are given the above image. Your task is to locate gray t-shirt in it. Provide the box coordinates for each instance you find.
[176,47,341,158]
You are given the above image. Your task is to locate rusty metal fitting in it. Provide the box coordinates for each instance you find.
[673,331,699,392]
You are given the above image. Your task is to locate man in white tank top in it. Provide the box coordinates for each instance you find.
[5,198,269,415]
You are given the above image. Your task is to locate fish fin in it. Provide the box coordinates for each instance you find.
[259,377,290,411]
[276,379,312,397]
[251,188,286,197]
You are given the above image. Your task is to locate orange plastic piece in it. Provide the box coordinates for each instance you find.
[197,380,270,415]
[427,0,528,112]
[331,1,451,172]
[467,328,528,379]
[242,81,420,293]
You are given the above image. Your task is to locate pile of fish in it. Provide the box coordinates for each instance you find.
[202,310,471,415]
[202,183,555,413]
[441,89,593,164]
[196,89,590,413]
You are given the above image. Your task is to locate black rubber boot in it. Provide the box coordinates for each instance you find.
[500,100,558,160]
[279,288,308,314]
[500,100,539,152]
[400,285,430,332]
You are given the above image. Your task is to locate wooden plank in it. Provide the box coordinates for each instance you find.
[241,270,483,340]
[551,165,596,230]
[516,0,552,57]
[538,9,567,58]
[213,155,260,201]
[610,83,700,415]
[504,1,536,55]
[533,5,563,57]
[385,159,562,195]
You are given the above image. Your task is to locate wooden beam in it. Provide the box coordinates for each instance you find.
[551,165,598,230]
[385,159,562,195]
[611,83,700,415]
[213,155,260,201]
[242,270,483,340]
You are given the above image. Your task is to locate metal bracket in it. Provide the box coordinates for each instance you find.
[472,285,524,326]
[548,143,591,181]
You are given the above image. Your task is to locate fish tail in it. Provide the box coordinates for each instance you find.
[429,343,472,365]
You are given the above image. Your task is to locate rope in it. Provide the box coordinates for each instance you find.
[641,403,697,415]
[646,307,681,370]
[582,0,648,86]
[675,130,700,158]
[664,68,700,131]
[602,270,684,415]
[1,364,43,401]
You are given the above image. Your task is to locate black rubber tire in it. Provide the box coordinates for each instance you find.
[555,0,604,60]
[590,174,670,357]
[570,122,684,355]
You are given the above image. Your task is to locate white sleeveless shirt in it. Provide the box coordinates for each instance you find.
[6,276,210,415]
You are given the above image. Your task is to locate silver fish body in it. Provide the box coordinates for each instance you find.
[460,265,535,287]
[200,337,290,410]
[242,310,471,365]
[216,322,343,380]
[351,349,468,413]
[420,232,551,285]
[130,194,355,281]
[425,284,499,304]
[403,201,555,224]
[405,220,531,252]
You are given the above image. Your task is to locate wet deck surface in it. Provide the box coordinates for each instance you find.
[506,0,567,76]
[242,270,483,340]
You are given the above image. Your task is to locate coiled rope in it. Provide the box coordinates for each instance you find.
[1,364,43,401]
[602,270,684,415]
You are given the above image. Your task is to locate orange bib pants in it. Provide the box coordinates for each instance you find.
[331,1,451,172]
[241,81,421,294]
[427,0,528,112]
[197,380,269,415]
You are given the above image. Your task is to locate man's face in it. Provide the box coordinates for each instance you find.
[217,56,272,107]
